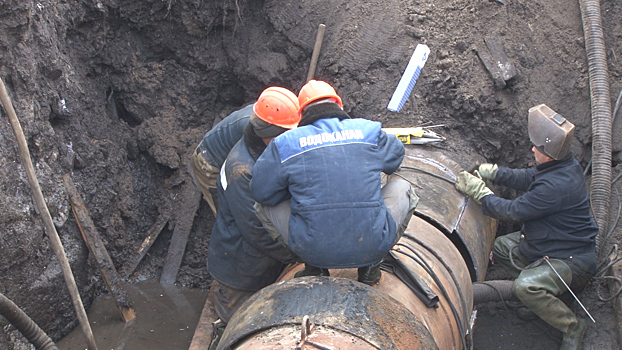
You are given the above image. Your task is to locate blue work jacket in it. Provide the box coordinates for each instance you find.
[252,116,405,268]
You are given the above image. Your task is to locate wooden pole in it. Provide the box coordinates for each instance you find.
[0,77,98,350]
[306,24,326,82]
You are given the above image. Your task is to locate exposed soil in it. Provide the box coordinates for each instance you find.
[0,0,621,349]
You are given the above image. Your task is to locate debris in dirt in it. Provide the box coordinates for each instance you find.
[387,44,431,112]
[475,35,516,89]
[485,36,517,82]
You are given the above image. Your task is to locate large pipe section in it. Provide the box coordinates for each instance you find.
[213,148,498,350]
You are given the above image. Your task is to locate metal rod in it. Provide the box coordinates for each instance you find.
[543,257,596,323]
[0,77,99,349]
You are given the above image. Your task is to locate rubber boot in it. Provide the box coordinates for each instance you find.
[208,319,226,350]
[358,259,383,285]
[294,264,330,278]
[559,319,587,350]
[513,259,585,350]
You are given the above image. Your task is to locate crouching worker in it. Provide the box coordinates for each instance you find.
[251,80,418,286]
[455,104,597,350]
[191,103,253,216]
[206,87,301,350]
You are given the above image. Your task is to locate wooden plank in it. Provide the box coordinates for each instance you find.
[63,173,136,322]
[122,213,170,279]
[160,179,202,284]
[189,281,219,350]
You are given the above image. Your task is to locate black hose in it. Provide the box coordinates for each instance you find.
[579,0,612,256]
[0,293,59,350]
[391,246,468,350]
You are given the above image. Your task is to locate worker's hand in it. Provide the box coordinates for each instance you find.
[477,163,498,182]
[455,171,493,204]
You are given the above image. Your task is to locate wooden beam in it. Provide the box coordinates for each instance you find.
[189,281,219,350]
[160,180,201,284]
[63,174,136,322]
[123,213,170,279]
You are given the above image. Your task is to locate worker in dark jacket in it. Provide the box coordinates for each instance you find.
[455,104,597,350]
[251,80,418,285]
[207,87,300,350]
[191,104,253,215]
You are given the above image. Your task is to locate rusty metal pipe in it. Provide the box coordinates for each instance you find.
[216,148,498,350]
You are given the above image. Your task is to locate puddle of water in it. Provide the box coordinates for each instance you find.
[56,281,208,350]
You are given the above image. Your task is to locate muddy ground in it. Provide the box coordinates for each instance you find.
[0,0,621,349]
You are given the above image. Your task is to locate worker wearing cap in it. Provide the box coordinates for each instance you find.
[251,80,418,286]
[191,104,254,216]
[206,87,300,350]
[455,104,597,350]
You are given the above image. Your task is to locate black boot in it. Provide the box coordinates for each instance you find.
[560,319,586,350]
[208,319,226,350]
[294,264,330,278]
[358,259,383,285]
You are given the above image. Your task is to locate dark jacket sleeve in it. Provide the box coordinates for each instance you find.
[493,166,537,192]
[378,130,405,174]
[251,141,290,206]
[481,176,562,223]
[227,162,294,263]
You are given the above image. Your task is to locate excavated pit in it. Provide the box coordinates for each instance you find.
[0,0,621,349]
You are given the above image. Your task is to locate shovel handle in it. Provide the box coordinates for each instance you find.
[306,24,326,82]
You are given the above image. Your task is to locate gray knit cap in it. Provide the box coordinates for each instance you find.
[249,113,289,138]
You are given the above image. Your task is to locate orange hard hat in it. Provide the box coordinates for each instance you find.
[298,80,343,113]
[253,87,301,129]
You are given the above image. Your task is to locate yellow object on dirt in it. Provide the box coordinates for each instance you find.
[382,127,444,145]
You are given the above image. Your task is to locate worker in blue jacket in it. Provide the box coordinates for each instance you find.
[455,104,597,350]
[191,104,253,215]
[206,87,301,350]
[251,80,418,285]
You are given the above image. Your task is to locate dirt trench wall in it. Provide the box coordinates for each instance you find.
[0,0,620,347]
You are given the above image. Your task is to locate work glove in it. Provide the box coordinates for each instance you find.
[455,171,493,204]
[476,163,498,182]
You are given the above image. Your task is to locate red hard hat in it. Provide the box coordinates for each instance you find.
[298,80,343,114]
[253,87,301,129]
